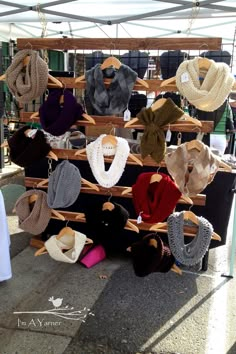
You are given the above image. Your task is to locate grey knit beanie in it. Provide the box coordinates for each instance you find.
[167,211,213,266]
[15,190,51,235]
[5,49,48,103]
[47,160,81,208]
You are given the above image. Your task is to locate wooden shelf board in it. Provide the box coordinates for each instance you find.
[19,112,214,133]
[17,37,222,51]
[24,177,206,206]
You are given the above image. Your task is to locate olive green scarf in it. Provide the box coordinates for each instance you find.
[137,98,184,163]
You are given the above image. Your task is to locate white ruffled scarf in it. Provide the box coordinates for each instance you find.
[176,57,234,112]
[86,134,130,188]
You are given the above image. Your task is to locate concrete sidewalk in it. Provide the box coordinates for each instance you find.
[0,165,236,354]
[0,212,235,354]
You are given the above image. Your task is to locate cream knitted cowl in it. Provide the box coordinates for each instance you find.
[176,57,234,112]
[165,141,221,196]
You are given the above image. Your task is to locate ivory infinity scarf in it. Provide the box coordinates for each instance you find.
[165,141,220,196]
[45,231,87,263]
[86,134,130,188]
[167,211,213,266]
[176,57,234,112]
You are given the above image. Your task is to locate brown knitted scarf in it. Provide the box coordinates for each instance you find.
[137,98,184,163]
[5,49,48,103]
[165,141,221,196]
[15,190,51,235]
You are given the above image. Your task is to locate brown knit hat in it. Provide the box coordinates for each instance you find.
[5,49,48,103]
[15,190,51,235]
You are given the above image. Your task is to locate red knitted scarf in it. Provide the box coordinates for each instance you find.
[132,172,181,223]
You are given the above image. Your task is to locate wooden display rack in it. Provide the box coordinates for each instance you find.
[16,37,226,261]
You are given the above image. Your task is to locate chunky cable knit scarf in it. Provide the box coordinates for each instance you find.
[85,63,137,115]
[86,134,130,188]
[137,98,184,163]
[5,49,48,103]
[167,211,213,266]
[165,141,220,196]
[176,57,234,112]
[15,190,51,235]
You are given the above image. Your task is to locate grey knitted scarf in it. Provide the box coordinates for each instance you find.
[5,49,48,103]
[85,63,137,115]
[15,190,51,235]
[167,211,213,266]
[47,160,81,208]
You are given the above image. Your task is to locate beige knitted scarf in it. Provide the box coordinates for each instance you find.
[5,49,48,103]
[176,57,234,112]
[165,141,221,196]
[15,190,51,235]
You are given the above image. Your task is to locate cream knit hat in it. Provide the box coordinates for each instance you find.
[6,49,48,103]
[176,57,234,111]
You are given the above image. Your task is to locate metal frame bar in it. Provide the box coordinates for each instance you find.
[110,0,224,24]
[39,9,109,25]
[0,7,30,17]
[0,1,26,8]
[157,0,236,13]
[13,23,37,37]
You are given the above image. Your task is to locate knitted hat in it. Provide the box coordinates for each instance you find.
[137,98,184,163]
[45,231,87,263]
[47,160,81,209]
[8,126,51,167]
[39,89,84,136]
[84,202,130,252]
[176,57,235,111]
[15,190,51,235]
[132,172,182,223]
[131,233,175,277]
[5,49,48,103]
[167,211,213,266]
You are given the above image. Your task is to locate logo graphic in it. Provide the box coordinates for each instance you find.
[13,296,95,321]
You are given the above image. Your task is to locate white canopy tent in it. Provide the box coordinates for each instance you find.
[0,0,235,44]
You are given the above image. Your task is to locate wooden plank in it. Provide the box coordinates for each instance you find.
[24,177,206,206]
[17,37,222,50]
[19,112,214,133]
[30,235,44,249]
[49,210,214,238]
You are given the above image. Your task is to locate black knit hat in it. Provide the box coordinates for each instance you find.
[131,233,175,277]
[8,126,51,167]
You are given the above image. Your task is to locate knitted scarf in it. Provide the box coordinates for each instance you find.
[132,172,181,223]
[8,126,51,168]
[176,57,235,112]
[45,231,87,263]
[15,190,51,235]
[85,63,137,115]
[167,211,213,266]
[86,134,130,188]
[165,141,221,196]
[39,89,84,136]
[137,98,184,163]
[47,160,81,209]
[5,49,48,103]
[131,233,175,276]
[84,202,130,253]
